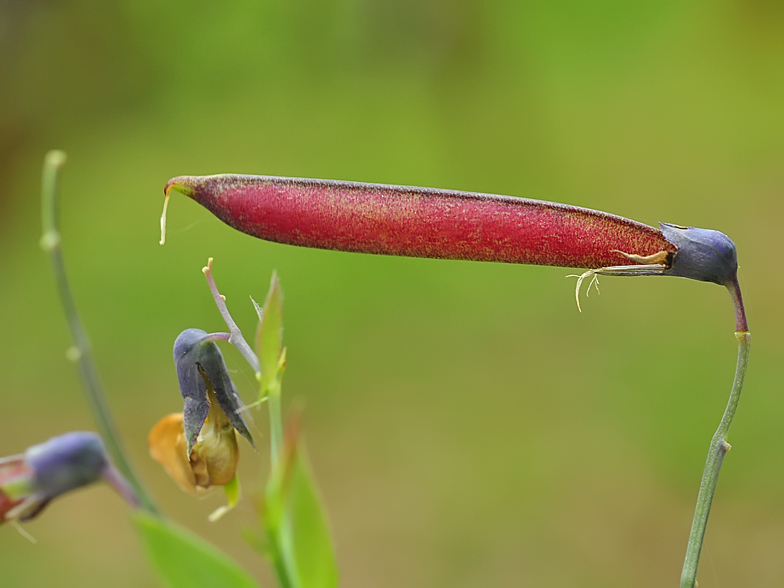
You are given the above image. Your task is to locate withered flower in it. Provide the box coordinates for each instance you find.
[149,329,254,508]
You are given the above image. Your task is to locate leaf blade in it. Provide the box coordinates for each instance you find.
[264,421,338,588]
[134,512,261,588]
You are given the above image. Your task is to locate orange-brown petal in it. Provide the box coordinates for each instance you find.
[148,413,197,494]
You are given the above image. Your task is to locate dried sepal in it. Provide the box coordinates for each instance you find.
[148,413,196,494]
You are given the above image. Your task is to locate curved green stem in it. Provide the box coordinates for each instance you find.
[680,279,750,587]
[40,151,158,514]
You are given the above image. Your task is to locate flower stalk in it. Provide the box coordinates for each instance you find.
[680,277,750,587]
[41,151,157,514]
[202,258,260,374]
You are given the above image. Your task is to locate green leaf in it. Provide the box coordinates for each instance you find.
[256,272,284,398]
[265,421,338,588]
[134,512,261,588]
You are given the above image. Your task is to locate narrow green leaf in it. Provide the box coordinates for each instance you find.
[265,421,338,588]
[134,512,261,588]
[256,272,283,398]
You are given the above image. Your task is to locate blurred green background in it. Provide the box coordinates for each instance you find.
[1,1,783,586]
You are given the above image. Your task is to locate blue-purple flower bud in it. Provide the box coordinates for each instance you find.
[26,432,107,501]
[1,432,139,523]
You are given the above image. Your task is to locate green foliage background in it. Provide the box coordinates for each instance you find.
[1,1,783,586]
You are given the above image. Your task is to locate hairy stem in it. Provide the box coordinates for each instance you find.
[201,262,285,466]
[40,151,157,513]
[202,258,261,374]
[680,281,750,587]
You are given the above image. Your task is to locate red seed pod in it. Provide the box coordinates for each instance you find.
[162,175,674,270]
[161,174,747,329]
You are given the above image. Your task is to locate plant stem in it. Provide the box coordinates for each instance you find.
[267,380,284,469]
[40,151,157,513]
[726,276,749,334]
[680,279,750,587]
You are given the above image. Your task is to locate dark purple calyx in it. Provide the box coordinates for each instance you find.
[26,432,107,499]
[174,328,255,454]
[20,432,139,520]
[661,223,738,285]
